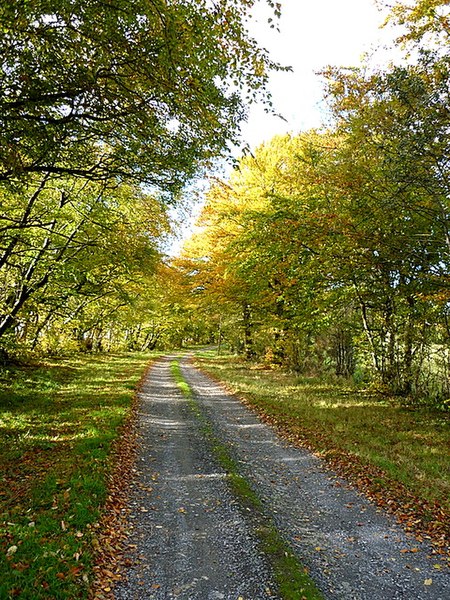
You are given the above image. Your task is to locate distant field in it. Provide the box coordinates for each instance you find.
[0,352,153,600]
[195,351,449,549]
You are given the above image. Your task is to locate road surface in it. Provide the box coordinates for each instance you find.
[115,355,449,599]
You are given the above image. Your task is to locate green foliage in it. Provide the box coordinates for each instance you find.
[0,178,168,349]
[178,40,450,404]
[322,53,450,398]
[0,0,280,191]
[387,0,450,50]
[0,0,281,356]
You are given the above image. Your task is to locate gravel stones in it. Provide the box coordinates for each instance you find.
[181,357,449,600]
[114,357,277,600]
[115,354,449,599]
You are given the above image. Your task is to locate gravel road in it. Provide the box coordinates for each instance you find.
[115,354,449,600]
[114,356,277,600]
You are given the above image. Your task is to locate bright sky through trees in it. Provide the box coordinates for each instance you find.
[241,0,394,149]
[169,0,398,252]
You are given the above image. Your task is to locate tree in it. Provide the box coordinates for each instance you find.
[173,0,450,402]
[181,94,449,399]
[321,54,450,395]
[178,133,349,367]
[0,0,282,351]
[0,179,168,351]
[0,0,280,192]
[387,0,449,50]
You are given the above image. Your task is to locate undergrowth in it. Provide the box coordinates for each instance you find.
[0,352,154,599]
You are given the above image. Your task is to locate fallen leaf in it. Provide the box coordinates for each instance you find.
[424,579,433,586]
[11,562,29,572]
[6,546,18,557]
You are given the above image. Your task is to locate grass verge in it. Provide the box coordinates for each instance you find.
[194,351,450,556]
[170,360,324,600]
[0,352,154,599]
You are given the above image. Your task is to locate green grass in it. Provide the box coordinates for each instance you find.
[195,351,450,517]
[0,352,155,599]
[170,360,324,600]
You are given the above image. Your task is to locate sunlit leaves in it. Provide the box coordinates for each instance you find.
[0,0,282,193]
[387,0,450,50]
[179,54,450,399]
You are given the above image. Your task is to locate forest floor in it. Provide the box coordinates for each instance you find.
[113,354,449,600]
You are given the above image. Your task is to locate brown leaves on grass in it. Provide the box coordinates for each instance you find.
[244,404,450,559]
[88,363,152,600]
[0,446,65,511]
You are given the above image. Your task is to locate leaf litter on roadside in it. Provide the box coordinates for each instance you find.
[88,370,148,599]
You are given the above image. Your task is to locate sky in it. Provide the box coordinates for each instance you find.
[169,0,398,253]
[240,0,395,149]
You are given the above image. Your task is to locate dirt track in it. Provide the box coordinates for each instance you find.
[115,355,449,599]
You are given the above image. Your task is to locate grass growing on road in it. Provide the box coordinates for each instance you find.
[171,360,324,600]
[0,352,153,600]
[195,351,450,537]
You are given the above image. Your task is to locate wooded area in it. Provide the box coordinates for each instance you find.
[1,0,449,409]
[0,2,449,597]
[0,0,280,357]
[176,1,450,407]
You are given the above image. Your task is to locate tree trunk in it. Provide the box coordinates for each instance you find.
[242,303,255,359]
[334,329,354,376]
[401,295,416,396]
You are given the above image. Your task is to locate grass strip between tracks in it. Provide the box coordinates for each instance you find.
[170,360,324,600]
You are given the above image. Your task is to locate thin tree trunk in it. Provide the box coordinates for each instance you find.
[242,303,255,359]
[0,173,50,270]
[353,279,381,373]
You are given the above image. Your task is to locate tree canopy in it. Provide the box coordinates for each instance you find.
[173,1,450,405]
[0,0,282,353]
[0,0,281,192]
[2,0,449,408]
